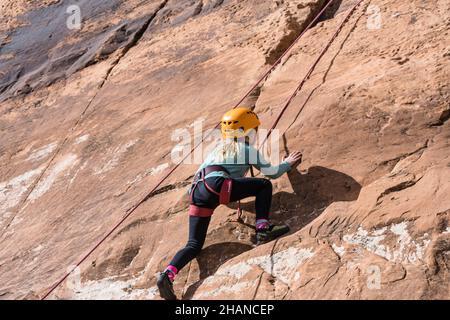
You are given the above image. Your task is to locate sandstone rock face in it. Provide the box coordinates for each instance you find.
[0,0,449,300]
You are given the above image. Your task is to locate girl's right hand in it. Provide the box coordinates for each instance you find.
[284,151,303,168]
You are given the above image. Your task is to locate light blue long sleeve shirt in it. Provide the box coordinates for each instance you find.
[196,141,291,180]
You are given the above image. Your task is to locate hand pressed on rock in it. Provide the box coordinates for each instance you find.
[283,151,302,168]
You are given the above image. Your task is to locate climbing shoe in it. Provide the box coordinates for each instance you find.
[256,224,290,245]
[157,272,177,300]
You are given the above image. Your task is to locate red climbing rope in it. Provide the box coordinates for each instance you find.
[40,0,361,299]
[259,0,366,148]
[232,0,337,108]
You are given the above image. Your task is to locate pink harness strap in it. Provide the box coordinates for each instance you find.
[188,205,214,217]
[219,178,232,205]
[189,167,233,217]
[202,177,232,205]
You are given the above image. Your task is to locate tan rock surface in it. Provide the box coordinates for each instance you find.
[0,0,449,299]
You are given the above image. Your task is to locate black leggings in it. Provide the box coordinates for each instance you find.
[169,177,272,271]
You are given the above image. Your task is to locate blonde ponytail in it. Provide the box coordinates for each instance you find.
[213,138,244,163]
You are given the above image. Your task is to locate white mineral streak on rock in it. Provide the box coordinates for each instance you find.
[74,134,90,145]
[69,160,89,186]
[126,163,170,186]
[247,247,315,284]
[94,139,138,175]
[343,222,431,264]
[29,154,78,201]
[0,167,44,212]
[70,274,158,300]
[199,247,315,298]
[151,163,170,175]
[332,244,346,257]
[26,142,58,162]
[32,244,45,253]
[214,261,253,280]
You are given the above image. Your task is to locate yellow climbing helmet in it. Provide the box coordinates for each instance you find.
[221,107,261,139]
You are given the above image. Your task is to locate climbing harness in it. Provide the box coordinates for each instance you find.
[41,0,365,299]
[188,165,232,217]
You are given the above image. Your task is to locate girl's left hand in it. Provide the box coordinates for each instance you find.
[283,151,303,168]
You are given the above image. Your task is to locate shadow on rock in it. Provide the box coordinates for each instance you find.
[314,0,344,26]
[182,242,253,300]
[238,166,362,234]
[182,166,360,299]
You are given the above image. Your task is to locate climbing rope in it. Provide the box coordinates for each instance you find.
[259,0,366,148]
[243,0,366,207]
[40,0,365,299]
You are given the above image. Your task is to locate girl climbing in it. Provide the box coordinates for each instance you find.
[157,107,303,300]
